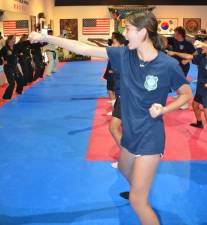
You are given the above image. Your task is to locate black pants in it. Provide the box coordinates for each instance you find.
[33,56,45,80]
[3,66,24,99]
[19,58,34,84]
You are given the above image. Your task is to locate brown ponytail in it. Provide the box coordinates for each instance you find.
[126,11,164,50]
[149,33,164,51]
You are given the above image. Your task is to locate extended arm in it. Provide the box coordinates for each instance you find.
[167,50,193,60]
[194,40,207,50]
[29,32,108,59]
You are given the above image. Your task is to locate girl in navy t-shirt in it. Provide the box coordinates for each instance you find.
[108,33,127,169]
[29,11,192,225]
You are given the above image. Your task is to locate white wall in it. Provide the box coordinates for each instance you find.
[43,0,54,27]
[53,5,207,42]
[1,3,207,41]
[53,6,114,42]
[0,0,54,36]
[154,6,207,29]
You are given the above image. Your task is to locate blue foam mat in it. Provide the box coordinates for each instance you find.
[0,61,207,225]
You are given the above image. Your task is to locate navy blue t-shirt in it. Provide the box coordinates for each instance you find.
[192,54,207,96]
[168,37,195,74]
[113,68,120,97]
[103,61,120,96]
[107,46,188,155]
[103,61,112,80]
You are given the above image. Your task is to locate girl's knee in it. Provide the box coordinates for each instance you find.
[129,189,148,212]
[118,160,131,181]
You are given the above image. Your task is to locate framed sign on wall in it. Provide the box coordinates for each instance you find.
[60,19,78,40]
[183,18,201,34]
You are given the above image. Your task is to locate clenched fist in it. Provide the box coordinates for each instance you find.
[194,40,207,49]
[166,50,175,56]
[149,103,165,118]
[29,32,47,43]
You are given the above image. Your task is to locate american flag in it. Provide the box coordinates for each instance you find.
[82,18,110,35]
[3,20,29,36]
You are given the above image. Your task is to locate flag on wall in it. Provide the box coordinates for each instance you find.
[3,20,29,36]
[157,18,178,35]
[82,18,110,35]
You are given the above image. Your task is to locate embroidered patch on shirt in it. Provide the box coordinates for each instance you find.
[144,75,159,91]
[179,45,184,50]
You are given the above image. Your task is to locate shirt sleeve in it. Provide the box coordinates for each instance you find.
[106,46,125,73]
[167,37,174,46]
[103,61,111,79]
[169,59,189,90]
[186,42,196,54]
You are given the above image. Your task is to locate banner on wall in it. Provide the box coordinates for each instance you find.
[82,18,110,35]
[3,20,29,36]
[0,1,29,14]
[60,19,78,40]
[13,0,30,13]
[108,6,155,32]
[55,0,207,5]
[183,18,201,34]
[157,18,178,35]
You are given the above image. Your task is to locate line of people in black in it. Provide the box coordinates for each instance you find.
[0,34,47,100]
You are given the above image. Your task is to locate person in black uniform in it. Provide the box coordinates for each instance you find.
[167,27,195,109]
[31,42,47,81]
[181,39,207,128]
[0,35,24,100]
[109,33,127,144]
[103,61,115,105]
[190,42,207,128]
[104,32,126,115]
[103,39,115,108]
[18,34,34,84]
[108,33,127,169]
[167,39,207,128]
[168,26,196,77]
